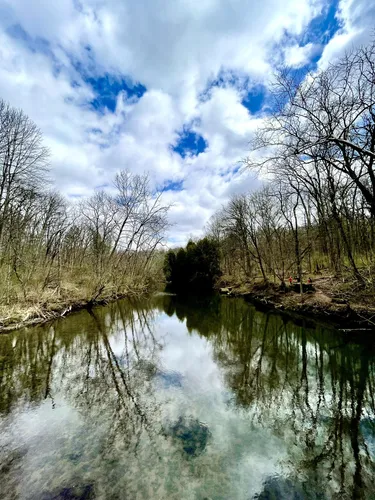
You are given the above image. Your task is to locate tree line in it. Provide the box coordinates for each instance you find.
[0,97,169,313]
[207,38,375,291]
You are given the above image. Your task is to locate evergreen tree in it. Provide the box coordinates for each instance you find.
[164,238,221,292]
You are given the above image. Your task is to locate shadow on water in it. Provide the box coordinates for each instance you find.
[0,294,375,498]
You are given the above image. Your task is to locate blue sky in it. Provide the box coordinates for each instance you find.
[0,0,374,244]
[173,131,207,158]
[88,75,147,112]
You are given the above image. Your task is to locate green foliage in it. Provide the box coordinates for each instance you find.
[164,238,221,292]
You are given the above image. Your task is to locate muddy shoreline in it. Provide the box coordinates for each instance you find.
[2,280,375,336]
[244,292,373,330]
[220,282,375,333]
[0,293,133,333]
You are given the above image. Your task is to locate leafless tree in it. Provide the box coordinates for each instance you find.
[0,98,170,309]
[0,99,49,246]
[247,40,375,216]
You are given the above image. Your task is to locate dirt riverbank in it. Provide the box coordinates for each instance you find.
[219,276,375,331]
[0,291,146,333]
[3,275,375,335]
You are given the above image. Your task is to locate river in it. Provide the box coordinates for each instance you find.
[0,294,374,499]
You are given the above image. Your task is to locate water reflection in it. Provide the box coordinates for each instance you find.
[159,295,375,499]
[0,295,375,499]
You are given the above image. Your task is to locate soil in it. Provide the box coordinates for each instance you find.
[0,293,131,334]
[2,275,375,335]
[219,275,375,331]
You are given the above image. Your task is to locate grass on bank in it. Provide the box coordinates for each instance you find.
[0,257,165,329]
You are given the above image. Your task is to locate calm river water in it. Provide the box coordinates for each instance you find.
[0,294,375,499]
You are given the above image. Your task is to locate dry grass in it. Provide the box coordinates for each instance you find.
[0,261,164,331]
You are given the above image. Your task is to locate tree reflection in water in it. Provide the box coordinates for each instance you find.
[156,294,375,499]
[0,300,166,498]
[0,294,374,499]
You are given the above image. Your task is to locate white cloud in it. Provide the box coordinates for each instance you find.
[195,86,262,155]
[2,0,320,92]
[0,0,373,245]
[318,0,375,67]
[284,42,320,67]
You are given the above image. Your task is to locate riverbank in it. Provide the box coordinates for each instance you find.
[219,276,375,330]
[0,284,159,333]
[4,275,375,334]
[0,296,114,333]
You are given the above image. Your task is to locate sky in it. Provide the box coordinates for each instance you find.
[0,0,374,246]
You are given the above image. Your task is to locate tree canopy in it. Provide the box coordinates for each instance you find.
[164,238,221,292]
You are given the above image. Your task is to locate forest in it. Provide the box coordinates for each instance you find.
[0,97,169,325]
[2,37,375,326]
[204,38,375,299]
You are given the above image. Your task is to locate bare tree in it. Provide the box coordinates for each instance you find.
[0,99,49,246]
[111,171,169,257]
[246,40,375,216]
[0,98,170,311]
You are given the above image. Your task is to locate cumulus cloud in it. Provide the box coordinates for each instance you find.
[0,0,373,244]
[283,42,321,67]
[318,0,375,67]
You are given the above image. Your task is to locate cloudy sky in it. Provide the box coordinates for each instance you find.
[0,0,374,245]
